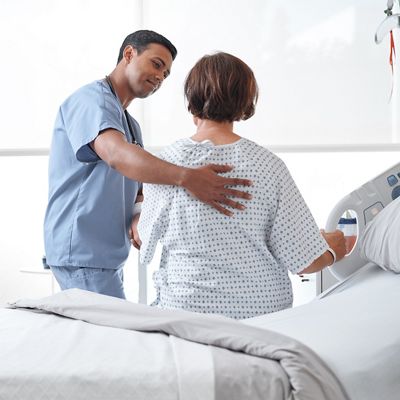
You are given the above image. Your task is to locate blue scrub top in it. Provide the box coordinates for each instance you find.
[44,80,143,269]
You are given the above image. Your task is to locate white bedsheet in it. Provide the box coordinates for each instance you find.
[1,288,349,400]
[0,308,186,400]
[170,336,214,400]
[244,262,400,400]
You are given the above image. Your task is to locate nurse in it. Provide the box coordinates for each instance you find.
[137,52,346,319]
[44,31,252,299]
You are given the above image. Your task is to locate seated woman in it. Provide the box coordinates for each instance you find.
[136,52,346,319]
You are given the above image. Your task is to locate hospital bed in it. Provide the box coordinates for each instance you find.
[245,162,400,400]
[1,167,400,400]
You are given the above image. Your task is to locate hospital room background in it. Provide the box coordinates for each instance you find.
[1,0,399,307]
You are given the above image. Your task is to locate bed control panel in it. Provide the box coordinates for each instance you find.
[325,161,400,280]
[373,166,400,203]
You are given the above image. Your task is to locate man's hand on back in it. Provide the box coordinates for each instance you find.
[181,164,253,216]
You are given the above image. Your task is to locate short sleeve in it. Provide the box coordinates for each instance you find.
[267,160,328,274]
[61,83,125,163]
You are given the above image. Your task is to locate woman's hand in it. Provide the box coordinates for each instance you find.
[320,229,347,263]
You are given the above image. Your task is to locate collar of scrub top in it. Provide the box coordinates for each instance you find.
[104,75,143,147]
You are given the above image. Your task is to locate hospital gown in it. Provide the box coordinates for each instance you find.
[138,138,328,319]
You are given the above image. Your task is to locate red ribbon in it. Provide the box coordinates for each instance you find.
[389,30,396,100]
[390,30,396,73]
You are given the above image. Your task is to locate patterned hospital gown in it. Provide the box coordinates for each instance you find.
[138,138,328,319]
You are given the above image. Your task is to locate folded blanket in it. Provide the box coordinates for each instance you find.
[8,289,349,400]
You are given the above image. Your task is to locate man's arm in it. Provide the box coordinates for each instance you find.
[91,129,252,215]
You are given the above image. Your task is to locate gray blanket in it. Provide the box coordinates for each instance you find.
[8,289,349,400]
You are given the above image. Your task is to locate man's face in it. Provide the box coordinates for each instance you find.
[126,43,173,99]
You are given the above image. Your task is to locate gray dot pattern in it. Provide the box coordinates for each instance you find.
[138,138,327,319]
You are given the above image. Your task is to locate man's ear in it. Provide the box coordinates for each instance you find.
[123,45,138,63]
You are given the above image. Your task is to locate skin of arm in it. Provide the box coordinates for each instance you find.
[299,229,347,274]
[129,213,142,250]
[129,190,143,250]
[91,129,253,216]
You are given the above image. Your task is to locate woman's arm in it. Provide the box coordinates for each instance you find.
[299,230,346,274]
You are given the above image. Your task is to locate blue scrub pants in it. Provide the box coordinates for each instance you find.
[50,266,125,299]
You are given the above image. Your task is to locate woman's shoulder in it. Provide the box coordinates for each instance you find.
[239,138,286,169]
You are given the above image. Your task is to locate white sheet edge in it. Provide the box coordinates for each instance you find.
[170,336,214,400]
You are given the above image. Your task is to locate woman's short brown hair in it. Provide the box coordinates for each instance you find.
[184,52,259,122]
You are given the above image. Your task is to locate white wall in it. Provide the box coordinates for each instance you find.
[0,0,143,148]
[140,0,399,147]
[1,0,399,149]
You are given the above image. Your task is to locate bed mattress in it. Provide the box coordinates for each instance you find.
[244,262,400,400]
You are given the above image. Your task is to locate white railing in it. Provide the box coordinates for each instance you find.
[2,143,400,157]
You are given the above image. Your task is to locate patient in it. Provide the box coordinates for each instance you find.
[136,52,346,319]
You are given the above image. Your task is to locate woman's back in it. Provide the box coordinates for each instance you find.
[138,137,326,319]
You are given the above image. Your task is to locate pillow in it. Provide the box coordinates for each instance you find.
[360,196,400,272]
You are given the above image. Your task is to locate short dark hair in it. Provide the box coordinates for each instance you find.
[117,30,177,64]
[184,52,258,123]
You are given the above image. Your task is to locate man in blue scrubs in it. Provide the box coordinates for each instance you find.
[44,30,252,299]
